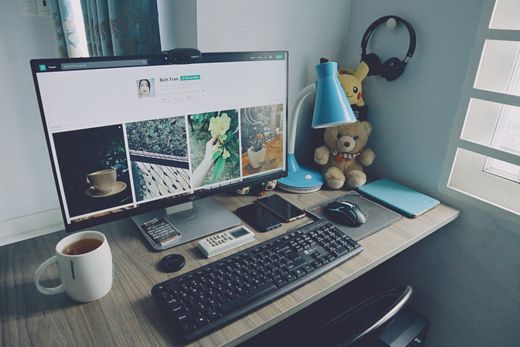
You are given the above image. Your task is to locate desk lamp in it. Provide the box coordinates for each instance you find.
[278,61,357,193]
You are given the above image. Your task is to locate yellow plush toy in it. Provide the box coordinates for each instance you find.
[314,121,375,189]
[338,61,368,106]
[338,61,369,120]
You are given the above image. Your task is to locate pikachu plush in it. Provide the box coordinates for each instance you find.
[337,61,370,121]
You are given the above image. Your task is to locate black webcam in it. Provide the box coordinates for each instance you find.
[164,48,201,64]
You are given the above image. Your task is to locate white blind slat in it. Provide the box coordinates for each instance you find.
[458,139,520,166]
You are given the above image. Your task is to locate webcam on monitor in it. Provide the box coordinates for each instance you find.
[164,48,201,64]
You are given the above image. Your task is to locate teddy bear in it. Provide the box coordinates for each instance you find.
[314,121,375,189]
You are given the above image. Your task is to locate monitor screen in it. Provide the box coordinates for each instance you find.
[31,51,288,231]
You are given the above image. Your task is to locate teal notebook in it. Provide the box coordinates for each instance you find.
[358,178,440,218]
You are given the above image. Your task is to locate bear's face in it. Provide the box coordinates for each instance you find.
[324,121,372,154]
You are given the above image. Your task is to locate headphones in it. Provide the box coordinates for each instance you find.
[361,15,416,81]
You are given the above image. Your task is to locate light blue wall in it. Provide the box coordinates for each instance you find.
[0,2,63,243]
[196,0,351,116]
[339,0,482,195]
[157,0,197,50]
[340,0,520,345]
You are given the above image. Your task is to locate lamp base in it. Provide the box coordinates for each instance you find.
[278,165,323,193]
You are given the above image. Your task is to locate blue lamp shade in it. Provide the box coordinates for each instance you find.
[312,62,357,128]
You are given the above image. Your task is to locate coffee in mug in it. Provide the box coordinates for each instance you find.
[34,230,113,302]
[87,168,116,193]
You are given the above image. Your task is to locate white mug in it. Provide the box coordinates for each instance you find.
[34,230,113,303]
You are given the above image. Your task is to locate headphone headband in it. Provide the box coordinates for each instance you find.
[361,15,416,62]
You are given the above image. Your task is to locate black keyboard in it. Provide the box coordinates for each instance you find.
[151,220,363,343]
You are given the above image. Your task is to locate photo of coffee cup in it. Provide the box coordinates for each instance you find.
[87,168,117,193]
[34,230,113,303]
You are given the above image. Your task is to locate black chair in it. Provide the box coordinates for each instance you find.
[240,285,414,347]
[299,285,414,347]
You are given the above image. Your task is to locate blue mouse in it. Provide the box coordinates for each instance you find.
[325,201,367,227]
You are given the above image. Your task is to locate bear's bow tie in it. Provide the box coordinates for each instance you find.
[332,150,359,161]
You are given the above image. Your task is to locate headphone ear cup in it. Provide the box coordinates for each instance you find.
[382,57,405,81]
[362,53,383,76]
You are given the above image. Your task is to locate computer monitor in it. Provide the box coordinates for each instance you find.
[31,51,288,246]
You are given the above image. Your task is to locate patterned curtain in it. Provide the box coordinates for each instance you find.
[49,0,88,57]
[50,0,161,57]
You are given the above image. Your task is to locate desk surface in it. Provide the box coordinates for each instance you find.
[0,190,459,347]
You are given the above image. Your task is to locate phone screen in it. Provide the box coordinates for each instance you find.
[235,204,283,232]
[256,194,306,222]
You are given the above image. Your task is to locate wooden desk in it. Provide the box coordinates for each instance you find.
[0,190,459,347]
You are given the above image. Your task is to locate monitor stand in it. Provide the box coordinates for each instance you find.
[131,197,242,249]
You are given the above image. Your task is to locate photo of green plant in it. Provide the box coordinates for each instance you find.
[126,116,191,202]
[240,104,284,176]
[188,110,240,187]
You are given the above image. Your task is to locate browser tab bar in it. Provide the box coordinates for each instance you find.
[61,59,148,71]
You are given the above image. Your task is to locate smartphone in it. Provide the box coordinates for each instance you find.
[255,194,306,222]
[235,203,283,232]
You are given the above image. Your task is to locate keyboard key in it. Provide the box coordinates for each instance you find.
[293,268,306,278]
[303,264,314,273]
[180,321,197,333]
[221,282,277,314]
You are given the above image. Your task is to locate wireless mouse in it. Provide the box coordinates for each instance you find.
[325,201,367,227]
[159,254,186,273]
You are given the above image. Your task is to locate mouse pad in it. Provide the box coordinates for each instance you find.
[305,191,402,241]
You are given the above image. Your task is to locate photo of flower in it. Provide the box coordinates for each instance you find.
[209,113,231,139]
[188,110,240,187]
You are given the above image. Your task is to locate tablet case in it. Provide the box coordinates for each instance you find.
[305,191,401,241]
[358,178,440,218]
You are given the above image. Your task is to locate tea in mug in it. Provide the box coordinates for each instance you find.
[62,238,103,255]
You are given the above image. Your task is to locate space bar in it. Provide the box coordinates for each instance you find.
[221,282,278,314]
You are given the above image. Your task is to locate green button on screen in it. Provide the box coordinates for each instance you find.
[181,75,200,81]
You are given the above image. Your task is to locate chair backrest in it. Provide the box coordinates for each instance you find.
[311,285,414,347]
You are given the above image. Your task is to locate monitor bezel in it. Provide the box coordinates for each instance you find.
[30,51,289,232]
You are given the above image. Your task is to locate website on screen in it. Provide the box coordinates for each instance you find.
[36,58,287,224]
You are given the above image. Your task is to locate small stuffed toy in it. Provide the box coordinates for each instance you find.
[314,121,375,189]
[235,180,277,196]
[338,61,369,121]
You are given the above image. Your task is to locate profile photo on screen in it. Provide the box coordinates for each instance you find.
[137,78,155,98]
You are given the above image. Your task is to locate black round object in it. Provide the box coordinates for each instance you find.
[360,15,416,81]
[159,254,186,273]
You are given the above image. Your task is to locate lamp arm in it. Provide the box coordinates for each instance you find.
[288,83,316,155]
